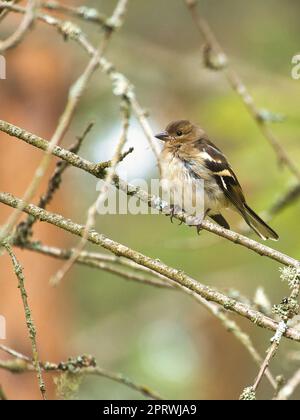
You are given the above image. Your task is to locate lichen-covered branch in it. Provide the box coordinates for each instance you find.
[1,243,46,399]
[1,120,299,269]
[18,241,277,388]
[6,242,276,389]
[0,351,162,400]
[1,192,300,342]
[240,266,300,399]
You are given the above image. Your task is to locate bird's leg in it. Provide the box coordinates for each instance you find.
[196,209,210,235]
[196,225,202,235]
[168,204,183,224]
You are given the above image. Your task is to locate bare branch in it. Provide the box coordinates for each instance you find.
[0,344,31,361]
[41,1,107,27]
[253,322,287,393]
[0,0,21,22]
[268,184,300,218]
[1,243,46,399]
[275,368,300,400]
[0,0,38,53]
[24,242,171,288]
[0,384,7,400]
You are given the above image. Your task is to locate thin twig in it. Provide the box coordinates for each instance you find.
[0,119,133,178]
[0,0,21,22]
[15,122,94,244]
[184,0,300,182]
[0,384,7,400]
[41,1,107,27]
[24,242,171,288]
[275,368,300,400]
[0,0,38,53]
[268,184,300,218]
[0,344,31,361]
[24,242,174,286]
[252,321,287,393]
[1,193,300,342]
[51,97,131,286]
[241,267,300,399]
[2,243,46,399]
[130,96,162,175]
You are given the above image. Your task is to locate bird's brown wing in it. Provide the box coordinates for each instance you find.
[182,138,246,212]
[179,137,279,240]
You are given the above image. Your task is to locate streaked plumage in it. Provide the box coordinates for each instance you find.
[155,120,279,241]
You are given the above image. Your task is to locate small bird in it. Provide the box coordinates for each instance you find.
[155,120,279,241]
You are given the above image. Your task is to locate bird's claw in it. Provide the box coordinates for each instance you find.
[168,205,182,224]
[196,225,202,235]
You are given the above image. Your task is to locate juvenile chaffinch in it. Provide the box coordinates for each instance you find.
[155,120,279,241]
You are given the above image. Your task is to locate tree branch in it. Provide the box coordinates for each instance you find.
[15,122,94,244]
[1,243,46,399]
[17,240,277,389]
[275,368,300,400]
[41,1,107,27]
[0,349,162,400]
[268,184,300,218]
[0,0,38,53]
[1,120,298,269]
[0,0,129,244]
[0,1,162,172]
[51,97,131,286]
[1,192,300,342]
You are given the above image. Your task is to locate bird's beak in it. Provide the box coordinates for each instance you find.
[155,131,169,141]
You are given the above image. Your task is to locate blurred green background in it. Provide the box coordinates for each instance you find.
[1,0,300,400]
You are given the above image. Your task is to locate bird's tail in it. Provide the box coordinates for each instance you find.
[240,203,279,241]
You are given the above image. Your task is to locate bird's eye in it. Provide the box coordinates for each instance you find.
[176,130,183,136]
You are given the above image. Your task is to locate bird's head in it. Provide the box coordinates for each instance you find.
[155,120,204,144]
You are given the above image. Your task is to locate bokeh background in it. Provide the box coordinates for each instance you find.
[0,0,300,400]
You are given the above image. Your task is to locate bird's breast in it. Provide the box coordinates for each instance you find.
[160,149,227,215]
